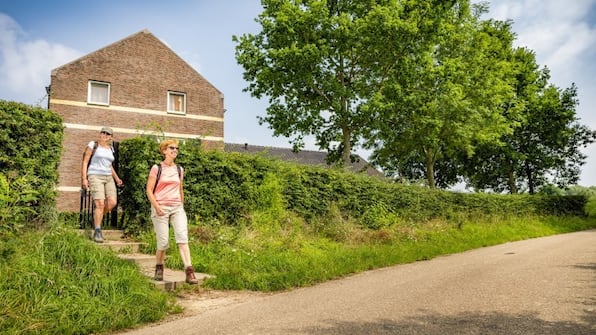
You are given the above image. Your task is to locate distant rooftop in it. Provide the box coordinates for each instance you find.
[224,143,384,177]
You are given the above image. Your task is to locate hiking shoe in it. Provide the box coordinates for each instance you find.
[154,264,164,281]
[185,266,199,285]
[93,229,104,243]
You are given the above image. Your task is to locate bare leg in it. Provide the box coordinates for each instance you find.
[179,243,198,284]
[155,249,166,265]
[178,243,192,268]
[105,196,117,214]
[93,199,105,229]
[154,249,166,281]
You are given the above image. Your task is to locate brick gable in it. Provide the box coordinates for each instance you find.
[49,29,224,211]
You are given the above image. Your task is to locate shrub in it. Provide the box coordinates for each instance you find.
[0,100,63,229]
[115,135,589,237]
[0,173,40,234]
[584,196,596,217]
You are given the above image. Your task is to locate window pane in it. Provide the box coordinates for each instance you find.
[88,81,109,105]
[168,92,185,114]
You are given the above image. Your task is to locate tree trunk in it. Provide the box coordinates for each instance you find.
[524,161,535,194]
[342,128,351,166]
[507,162,517,194]
[425,149,436,189]
[340,96,352,166]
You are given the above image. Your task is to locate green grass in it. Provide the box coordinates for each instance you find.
[0,227,176,335]
[2,213,595,334]
[178,212,596,291]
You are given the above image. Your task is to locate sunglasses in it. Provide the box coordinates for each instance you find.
[100,131,112,135]
[168,146,179,151]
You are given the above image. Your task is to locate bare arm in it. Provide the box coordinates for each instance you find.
[179,168,184,204]
[111,165,123,186]
[81,147,92,189]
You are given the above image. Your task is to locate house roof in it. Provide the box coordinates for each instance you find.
[224,143,384,177]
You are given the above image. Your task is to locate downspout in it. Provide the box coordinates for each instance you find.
[45,85,51,110]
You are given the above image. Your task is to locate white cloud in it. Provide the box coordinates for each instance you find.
[487,1,596,71]
[483,0,596,186]
[0,13,81,105]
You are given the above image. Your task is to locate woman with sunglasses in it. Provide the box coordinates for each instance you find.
[146,139,198,284]
[81,127,123,243]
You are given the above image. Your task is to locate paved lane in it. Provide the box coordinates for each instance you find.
[121,230,596,334]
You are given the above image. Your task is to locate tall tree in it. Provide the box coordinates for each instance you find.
[364,3,520,188]
[233,0,455,165]
[463,47,596,194]
[459,47,539,193]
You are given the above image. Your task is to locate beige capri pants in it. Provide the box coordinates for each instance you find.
[151,204,189,250]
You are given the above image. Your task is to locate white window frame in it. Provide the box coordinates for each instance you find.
[87,80,110,106]
[167,91,186,115]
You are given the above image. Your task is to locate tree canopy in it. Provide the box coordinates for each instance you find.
[234,0,458,165]
[364,4,522,188]
[462,48,596,193]
[234,0,594,192]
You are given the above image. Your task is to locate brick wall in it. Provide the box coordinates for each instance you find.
[50,30,225,212]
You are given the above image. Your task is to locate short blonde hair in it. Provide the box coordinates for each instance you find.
[159,139,179,157]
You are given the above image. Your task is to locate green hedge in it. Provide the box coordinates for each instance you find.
[117,136,588,235]
[0,100,63,232]
[0,100,587,236]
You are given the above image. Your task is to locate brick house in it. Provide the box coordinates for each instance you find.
[49,30,224,212]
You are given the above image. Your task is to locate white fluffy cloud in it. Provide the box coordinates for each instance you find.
[489,0,596,79]
[0,13,81,106]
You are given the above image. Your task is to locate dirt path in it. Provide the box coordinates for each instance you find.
[168,289,273,320]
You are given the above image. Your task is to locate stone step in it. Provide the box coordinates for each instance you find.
[79,230,146,253]
[148,267,212,291]
[80,228,128,241]
[81,229,213,291]
[119,253,155,268]
[119,253,212,290]
[101,240,146,253]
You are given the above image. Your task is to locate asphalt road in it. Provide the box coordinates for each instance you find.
[121,230,596,335]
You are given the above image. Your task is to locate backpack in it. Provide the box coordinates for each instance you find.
[152,164,182,193]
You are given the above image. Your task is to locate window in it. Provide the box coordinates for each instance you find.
[167,91,186,114]
[88,81,110,106]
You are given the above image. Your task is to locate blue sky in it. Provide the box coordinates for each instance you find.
[1,0,595,187]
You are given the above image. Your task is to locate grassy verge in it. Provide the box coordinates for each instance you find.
[0,227,177,335]
[2,214,595,334]
[141,211,596,291]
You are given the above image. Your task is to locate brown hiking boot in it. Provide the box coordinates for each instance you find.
[154,264,164,281]
[185,266,198,285]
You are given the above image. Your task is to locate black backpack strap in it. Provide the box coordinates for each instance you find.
[152,164,162,194]
[152,164,182,194]
[92,141,99,156]
[83,141,99,171]
[89,141,99,161]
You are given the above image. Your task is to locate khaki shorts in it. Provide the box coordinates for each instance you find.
[88,174,117,200]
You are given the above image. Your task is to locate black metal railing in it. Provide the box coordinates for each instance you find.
[78,188,119,229]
